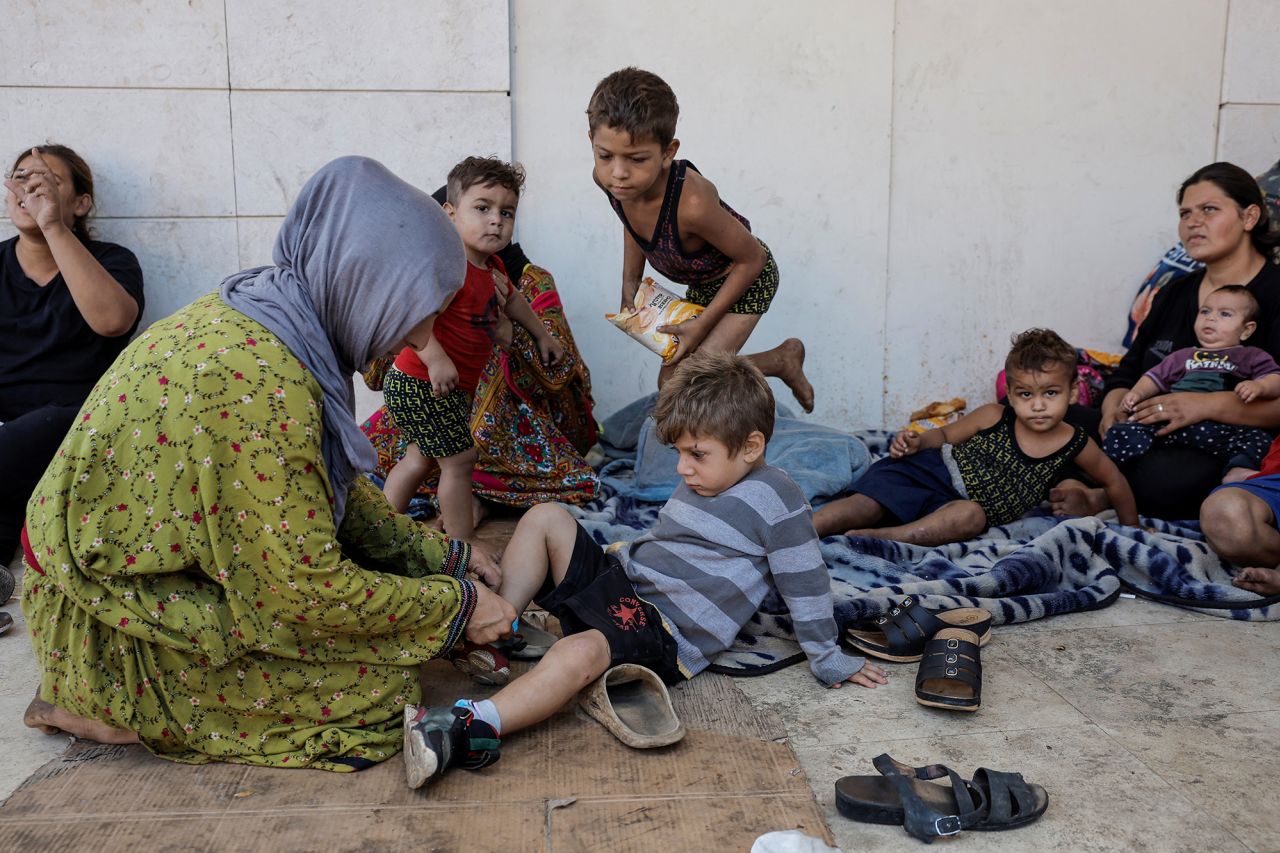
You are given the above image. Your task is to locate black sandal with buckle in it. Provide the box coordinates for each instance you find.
[835,754,986,843]
[915,627,982,711]
[836,753,1049,842]
[843,597,992,662]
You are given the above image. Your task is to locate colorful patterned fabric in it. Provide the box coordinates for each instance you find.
[23,294,478,771]
[363,264,599,508]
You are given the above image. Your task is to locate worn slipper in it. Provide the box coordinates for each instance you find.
[835,754,1048,842]
[449,642,511,686]
[844,596,992,662]
[578,664,685,749]
[915,627,982,711]
[497,623,557,661]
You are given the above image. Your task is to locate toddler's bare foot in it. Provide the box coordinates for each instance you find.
[1232,566,1280,596]
[1222,467,1258,484]
[24,694,139,743]
[776,338,815,413]
[1049,485,1109,517]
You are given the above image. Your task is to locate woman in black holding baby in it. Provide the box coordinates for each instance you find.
[1055,162,1280,520]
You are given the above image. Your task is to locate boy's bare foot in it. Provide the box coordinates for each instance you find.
[1232,566,1280,596]
[775,338,815,413]
[24,695,139,743]
[1222,467,1258,484]
[1049,485,1109,517]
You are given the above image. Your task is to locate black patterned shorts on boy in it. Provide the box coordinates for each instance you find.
[685,240,779,315]
[382,366,474,459]
[535,522,684,684]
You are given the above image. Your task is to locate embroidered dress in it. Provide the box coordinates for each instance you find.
[364,264,599,507]
[23,295,477,771]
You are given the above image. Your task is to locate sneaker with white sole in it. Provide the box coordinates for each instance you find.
[403,702,501,789]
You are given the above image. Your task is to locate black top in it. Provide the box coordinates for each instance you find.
[1105,260,1280,394]
[0,236,145,420]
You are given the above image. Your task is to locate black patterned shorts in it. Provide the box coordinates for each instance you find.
[382,366,474,458]
[685,240,779,315]
[535,522,683,684]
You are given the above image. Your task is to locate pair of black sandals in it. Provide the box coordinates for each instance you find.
[836,754,1049,843]
[844,596,988,711]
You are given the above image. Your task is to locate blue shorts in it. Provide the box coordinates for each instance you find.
[851,449,966,525]
[1212,475,1280,522]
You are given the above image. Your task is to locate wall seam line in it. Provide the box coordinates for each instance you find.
[1213,0,1230,159]
[223,0,242,264]
[879,0,899,425]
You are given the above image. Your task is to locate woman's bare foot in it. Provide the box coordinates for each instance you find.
[1232,566,1280,596]
[1049,485,1110,517]
[1222,467,1258,484]
[777,338,815,413]
[24,695,139,743]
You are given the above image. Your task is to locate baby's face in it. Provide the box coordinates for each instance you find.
[1195,291,1255,349]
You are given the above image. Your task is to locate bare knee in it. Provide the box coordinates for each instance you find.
[1200,490,1263,559]
[957,501,988,537]
[393,444,432,476]
[546,630,611,690]
[438,446,478,472]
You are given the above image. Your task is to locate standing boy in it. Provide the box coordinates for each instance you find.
[588,67,815,412]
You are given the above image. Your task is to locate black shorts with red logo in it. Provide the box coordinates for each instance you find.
[534,522,683,684]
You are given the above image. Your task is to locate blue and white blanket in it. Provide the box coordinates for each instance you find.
[571,418,1279,673]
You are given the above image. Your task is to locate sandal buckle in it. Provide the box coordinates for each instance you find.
[945,653,958,664]
[901,597,913,607]
[934,815,962,837]
[946,638,959,649]
[945,667,958,677]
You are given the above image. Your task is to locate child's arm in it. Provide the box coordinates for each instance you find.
[893,403,1005,458]
[620,230,646,311]
[501,286,566,365]
[656,178,766,363]
[1123,375,1160,413]
[417,336,458,396]
[1237,374,1280,403]
[1072,439,1140,526]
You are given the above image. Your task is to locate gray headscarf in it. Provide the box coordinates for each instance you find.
[221,156,465,524]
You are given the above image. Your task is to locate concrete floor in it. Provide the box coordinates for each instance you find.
[3,551,1278,852]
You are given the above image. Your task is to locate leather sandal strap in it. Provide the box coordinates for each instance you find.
[974,768,1034,825]
[875,597,945,653]
[917,659,982,691]
[872,753,986,841]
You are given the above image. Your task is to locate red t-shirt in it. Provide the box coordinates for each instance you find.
[394,257,508,393]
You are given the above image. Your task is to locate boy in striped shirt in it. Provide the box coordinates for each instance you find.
[404,350,885,788]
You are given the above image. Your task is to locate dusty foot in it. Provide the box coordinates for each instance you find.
[1232,566,1280,596]
[1222,467,1258,484]
[1049,486,1110,517]
[24,695,139,743]
[776,338,815,413]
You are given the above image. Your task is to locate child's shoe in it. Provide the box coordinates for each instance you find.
[449,642,511,685]
[403,702,501,789]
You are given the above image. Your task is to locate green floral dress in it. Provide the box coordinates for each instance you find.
[22,294,477,771]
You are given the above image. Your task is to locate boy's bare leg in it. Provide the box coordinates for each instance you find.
[850,499,987,547]
[436,447,479,541]
[813,494,885,537]
[25,695,139,744]
[1048,480,1110,517]
[498,503,581,614]
[667,313,815,413]
[490,630,612,734]
[382,443,433,513]
[1200,487,1280,593]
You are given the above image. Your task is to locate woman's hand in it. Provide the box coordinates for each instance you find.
[657,314,711,365]
[464,584,517,646]
[466,541,503,589]
[890,430,920,458]
[7,149,66,235]
[1128,392,1210,437]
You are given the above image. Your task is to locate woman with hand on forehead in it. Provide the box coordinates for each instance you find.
[0,145,144,611]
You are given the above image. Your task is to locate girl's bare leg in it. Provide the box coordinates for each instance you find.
[850,500,987,547]
[813,494,886,537]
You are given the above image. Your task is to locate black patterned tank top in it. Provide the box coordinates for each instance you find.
[946,406,1088,526]
[607,160,751,285]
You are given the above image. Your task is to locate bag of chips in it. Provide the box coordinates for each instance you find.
[606,278,704,363]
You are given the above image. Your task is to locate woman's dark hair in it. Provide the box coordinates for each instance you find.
[1179,162,1279,260]
[10,144,95,242]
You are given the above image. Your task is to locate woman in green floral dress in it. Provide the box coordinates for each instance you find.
[21,157,517,770]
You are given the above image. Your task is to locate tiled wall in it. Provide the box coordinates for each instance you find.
[4,1,1276,428]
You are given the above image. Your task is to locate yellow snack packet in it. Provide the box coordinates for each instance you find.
[606,278,705,363]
